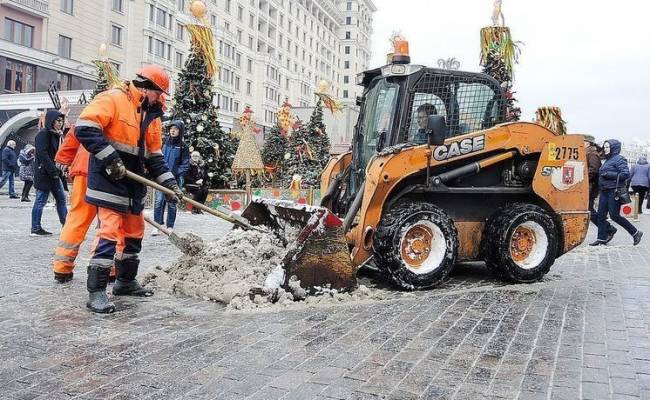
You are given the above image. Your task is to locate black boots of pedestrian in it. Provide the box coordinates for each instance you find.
[54,271,73,283]
[633,231,643,246]
[86,265,116,314]
[112,258,154,297]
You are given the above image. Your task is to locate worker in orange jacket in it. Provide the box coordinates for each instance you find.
[76,65,183,313]
[53,127,118,283]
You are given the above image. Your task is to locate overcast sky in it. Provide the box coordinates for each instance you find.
[369,0,650,143]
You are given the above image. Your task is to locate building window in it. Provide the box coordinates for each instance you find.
[344,60,350,69]
[176,23,184,40]
[58,35,72,58]
[110,62,120,74]
[112,0,123,12]
[237,6,243,21]
[346,1,352,10]
[3,18,34,48]
[225,0,231,12]
[154,39,166,58]
[345,16,351,25]
[156,8,171,29]
[343,90,348,98]
[111,25,122,46]
[247,58,252,73]
[343,75,349,84]
[175,52,183,68]
[224,21,230,31]
[246,80,252,95]
[60,0,74,14]
[345,31,351,39]
[345,46,350,54]
[237,29,242,44]
[56,72,71,90]
[4,60,34,93]
[177,0,186,11]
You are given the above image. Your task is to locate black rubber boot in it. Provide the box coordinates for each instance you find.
[86,265,116,313]
[54,271,73,283]
[112,258,154,297]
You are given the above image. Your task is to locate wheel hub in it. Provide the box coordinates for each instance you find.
[400,225,433,268]
[510,226,536,262]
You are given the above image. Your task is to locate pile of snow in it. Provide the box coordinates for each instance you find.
[142,229,402,311]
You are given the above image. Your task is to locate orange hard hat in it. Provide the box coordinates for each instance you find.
[135,64,170,94]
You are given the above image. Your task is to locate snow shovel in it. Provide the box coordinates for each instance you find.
[241,198,357,292]
[125,170,263,232]
[143,215,205,256]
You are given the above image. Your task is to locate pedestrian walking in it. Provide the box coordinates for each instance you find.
[0,140,19,198]
[152,120,189,235]
[18,144,35,201]
[31,110,68,236]
[52,126,117,283]
[184,151,209,213]
[590,139,643,246]
[76,65,183,313]
[630,156,650,214]
[584,135,615,241]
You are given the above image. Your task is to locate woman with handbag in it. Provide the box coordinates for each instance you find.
[590,139,643,246]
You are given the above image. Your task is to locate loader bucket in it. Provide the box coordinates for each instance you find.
[241,199,357,291]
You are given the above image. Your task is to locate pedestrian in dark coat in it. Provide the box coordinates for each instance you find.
[18,144,35,201]
[0,140,19,198]
[590,139,643,246]
[153,120,190,233]
[184,151,209,213]
[630,156,650,214]
[31,110,68,236]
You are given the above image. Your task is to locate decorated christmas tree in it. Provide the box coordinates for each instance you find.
[306,99,331,170]
[90,60,119,100]
[261,124,288,178]
[170,4,237,188]
[479,1,522,122]
[283,119,320,187]
[261,100,292,185]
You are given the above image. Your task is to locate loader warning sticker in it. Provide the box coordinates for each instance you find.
[541,161,584,191]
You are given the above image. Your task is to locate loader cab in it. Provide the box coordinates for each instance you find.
[350,65,507,195]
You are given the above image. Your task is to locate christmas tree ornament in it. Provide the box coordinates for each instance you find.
[202,114,208,121]
[535,106,566,135]
[196,124,204,132]
[314,80,344,114]
[284,153,290,160]
[189,0,207,19]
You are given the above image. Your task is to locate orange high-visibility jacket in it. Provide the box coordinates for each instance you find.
[55,126,89,178]
[75,82,174,214]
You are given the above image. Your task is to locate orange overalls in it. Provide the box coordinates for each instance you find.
[75,83,172,268]
[53,128,119,276]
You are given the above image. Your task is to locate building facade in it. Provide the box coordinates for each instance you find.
[1,0,375,145]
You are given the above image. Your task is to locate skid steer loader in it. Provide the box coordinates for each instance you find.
[242,45,590,292]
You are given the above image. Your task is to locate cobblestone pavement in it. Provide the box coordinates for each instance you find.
[2,188,650,399]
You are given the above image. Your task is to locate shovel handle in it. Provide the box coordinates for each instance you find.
[143,214,170,236]
[125,170,255,230]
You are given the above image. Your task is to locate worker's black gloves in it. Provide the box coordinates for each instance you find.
[165,184,184,204]
[105,158,126,180]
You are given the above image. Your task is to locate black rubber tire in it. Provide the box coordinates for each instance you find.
[481,203,558,283]
[374,201,458,290]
